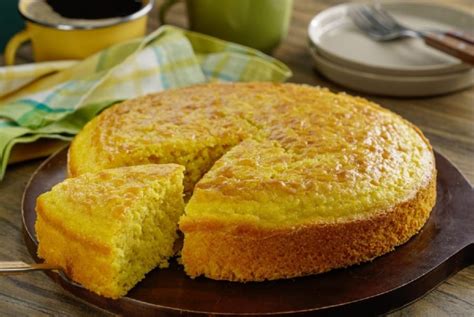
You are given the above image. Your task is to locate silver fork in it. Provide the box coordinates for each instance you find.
[348,5,474,65]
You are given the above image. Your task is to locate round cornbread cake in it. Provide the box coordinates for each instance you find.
[69,83,436,282]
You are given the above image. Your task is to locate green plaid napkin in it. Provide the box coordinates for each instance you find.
[0,25,291,180]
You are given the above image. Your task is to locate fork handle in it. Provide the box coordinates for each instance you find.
[423,32,474,65]
[445,31,474,45]
[0,261,60,274]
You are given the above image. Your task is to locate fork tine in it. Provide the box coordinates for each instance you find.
[348,7,370,29]
[370,6,400,29]
[349,6,391,38]
[348,8,377,36]
[358,6,394,33]
[348,4,417,41]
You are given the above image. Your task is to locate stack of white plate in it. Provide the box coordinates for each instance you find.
[308,2,474,97]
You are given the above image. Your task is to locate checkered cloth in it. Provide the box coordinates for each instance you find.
[0,25,291,180]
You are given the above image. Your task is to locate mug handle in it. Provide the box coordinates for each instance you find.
[159,0,181,25]
[5,30,31,66]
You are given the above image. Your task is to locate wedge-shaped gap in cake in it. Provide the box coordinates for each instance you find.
[67,85,269,195]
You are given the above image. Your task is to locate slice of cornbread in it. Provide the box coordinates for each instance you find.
[35,164,184,299]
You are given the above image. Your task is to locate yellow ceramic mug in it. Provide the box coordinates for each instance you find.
[5,0,153,65]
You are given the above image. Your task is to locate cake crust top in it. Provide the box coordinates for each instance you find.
[69,83,435,226]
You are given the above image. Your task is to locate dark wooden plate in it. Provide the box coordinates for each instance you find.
[22,148,473,316]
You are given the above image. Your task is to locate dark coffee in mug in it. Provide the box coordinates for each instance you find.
[45,0,143,20]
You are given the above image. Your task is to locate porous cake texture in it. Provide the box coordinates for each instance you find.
[35,164,184,298]
[68,86,261,194]
[67,83,436,283]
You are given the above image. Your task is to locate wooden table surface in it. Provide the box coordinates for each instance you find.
[1,0,472,316]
